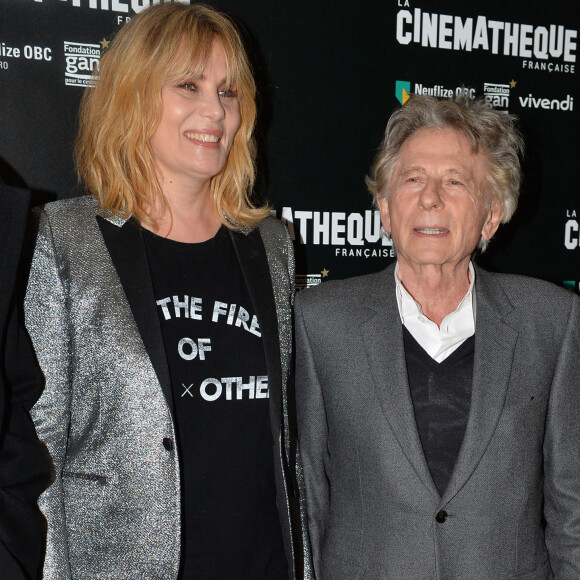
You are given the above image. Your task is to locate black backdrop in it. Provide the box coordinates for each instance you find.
[1,0,578,290]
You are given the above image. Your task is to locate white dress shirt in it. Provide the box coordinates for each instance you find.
[395,262,476,363]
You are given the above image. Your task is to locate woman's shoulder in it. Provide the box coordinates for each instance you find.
[257,215,292,242]
[35,196,105,243]
[37,196,102,231]
[41,195,98,217]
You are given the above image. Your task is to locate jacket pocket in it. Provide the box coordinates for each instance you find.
[321,551,369,580]
[510,557,552,579]
[62,471,108,485]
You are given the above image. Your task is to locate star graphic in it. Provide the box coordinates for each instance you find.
[321,268,329,277]
[509,79,517,88]
[100,38,110,50]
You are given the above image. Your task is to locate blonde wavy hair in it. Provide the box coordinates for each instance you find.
[75,3,269,229]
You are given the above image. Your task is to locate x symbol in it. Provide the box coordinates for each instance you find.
[182,383,194,398]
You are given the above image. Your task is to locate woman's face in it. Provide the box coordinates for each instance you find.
[149,41,241,193]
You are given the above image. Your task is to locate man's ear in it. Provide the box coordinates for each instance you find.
[481,200,502,242]
[377,195,391,234]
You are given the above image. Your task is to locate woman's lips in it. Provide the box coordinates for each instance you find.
[184,131,221,143]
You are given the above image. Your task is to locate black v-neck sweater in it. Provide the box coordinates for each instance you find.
[403,326,475,496]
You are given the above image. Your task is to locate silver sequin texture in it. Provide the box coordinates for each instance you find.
[258,218,313,580]
[25,197,305,579]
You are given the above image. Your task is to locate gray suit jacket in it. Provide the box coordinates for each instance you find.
[25,196,301,579]
[295,262,580,580]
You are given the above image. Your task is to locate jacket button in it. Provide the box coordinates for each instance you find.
[435,510,447,523]
[162,438,174,451]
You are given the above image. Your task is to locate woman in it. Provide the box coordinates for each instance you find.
[25,4,301,579]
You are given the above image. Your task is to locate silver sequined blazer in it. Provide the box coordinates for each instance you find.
[25,196,304,579]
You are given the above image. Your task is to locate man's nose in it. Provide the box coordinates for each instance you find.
[418,180,444,210]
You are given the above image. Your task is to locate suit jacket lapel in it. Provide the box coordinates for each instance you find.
[230,229,283,436]
[443,266,518,503]
[97,216,174,416]
[361,264,439,498]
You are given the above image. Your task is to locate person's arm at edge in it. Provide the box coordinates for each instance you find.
[295,291,330,579]
[543,292,580,577]
[25,208,73,580]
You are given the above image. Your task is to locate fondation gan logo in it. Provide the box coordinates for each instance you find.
[483,82,511,110]
[296,273,322,291]
[64,41,101,87]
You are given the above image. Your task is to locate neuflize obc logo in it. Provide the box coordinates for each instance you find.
[396,80,476,104]
[395,80,411,105]
[64,41,101,87]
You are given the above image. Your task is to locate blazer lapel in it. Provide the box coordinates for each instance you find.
[97,216,174,416]
[229,229,283,436]
[442,267,518,503]
[361,264,439,498]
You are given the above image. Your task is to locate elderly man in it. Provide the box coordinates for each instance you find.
[295,94,580,579]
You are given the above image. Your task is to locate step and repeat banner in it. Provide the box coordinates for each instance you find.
[0,0,578,290]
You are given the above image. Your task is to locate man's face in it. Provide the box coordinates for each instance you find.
[378,127,501,271]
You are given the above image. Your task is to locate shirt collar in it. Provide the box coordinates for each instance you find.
[394,262,476,362]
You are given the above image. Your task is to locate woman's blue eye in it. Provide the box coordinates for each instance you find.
[218,88,238,98]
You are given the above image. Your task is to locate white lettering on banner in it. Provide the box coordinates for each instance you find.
[0,43,52,62]
[65,55,98,73]
[276,208,392,248]
[519,94,574,111]
[414,84,475,99]
[198,376,269,402]
[565,220,579,249]
[32,0,191,13]
[522,60,575,73]
[24,46,52,61]
[0,43,21,58]
[396,9,577,64]
[64,41,101,86]
[335,248,395,258]
[484,83,510,109]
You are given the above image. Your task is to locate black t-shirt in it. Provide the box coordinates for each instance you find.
[143,226,287,580]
